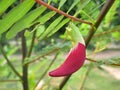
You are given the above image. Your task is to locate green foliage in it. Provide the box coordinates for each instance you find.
[0,0,35,35]
[39,15,64,40]
[6,6,47,39]
[58,0,67,9]
[48,18,70,37]
[105,0,120,25]
[0,0,16,15]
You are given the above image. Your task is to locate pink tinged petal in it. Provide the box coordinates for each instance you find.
[49,42,86,77]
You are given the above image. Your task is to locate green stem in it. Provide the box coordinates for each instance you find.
[59,0,115,89]
[27,30,36,57]
[0,79,21,82]
[25,48,60,65]
[93,27,120,38]
[0,44,22,80]
[79,64,92,90]
[34,53,59,89]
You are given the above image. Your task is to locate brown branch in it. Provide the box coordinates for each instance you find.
[0,44,22,80]
[85,0,115,46]
[35,0,93,26]
[59,0,116,89]
[21,31,29,90]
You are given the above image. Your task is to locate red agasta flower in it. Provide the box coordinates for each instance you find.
[49,23,86,77]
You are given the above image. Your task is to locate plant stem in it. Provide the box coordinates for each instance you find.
[21,27,37,90]
[93,27,120,38]
[34,53,59,89]
[25,48,60,65]
[59,0,115,89]
[86,58,120,66]
[27,30,36,57]
[79,64,92,90]
[0,80,21,82]
[35,0,92,26]
[85,0,116,46]
[21,31,29,90]
[0,44,22,80]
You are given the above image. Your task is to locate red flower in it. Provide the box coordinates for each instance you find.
[49,42,86,77]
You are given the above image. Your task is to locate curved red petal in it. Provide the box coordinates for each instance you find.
[49,42,86,77]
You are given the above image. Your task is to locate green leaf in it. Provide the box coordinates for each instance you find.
[34,11,56,24]
[24,30,31,37]
[67,0,80,13]
[36,25,45,37]
[0,0,35,35]
[48,18,70,37]
[39,15,64,40]
[105,0,120,25]
[58,0,67,9]
[0,0,16,15]
[6,6,46,39]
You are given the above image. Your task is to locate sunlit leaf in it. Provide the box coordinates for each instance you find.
[0,0,16,15]
[39,15,64,40]
[48,18,70,37]
[0,0,35,35]
[34,11,56,25]
[6,6,46,39]
[67,0,80,13]
[58,0,67,9]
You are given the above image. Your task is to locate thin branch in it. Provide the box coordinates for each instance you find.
[93,28,120,38]
[35,0,93,26]
[27,30,37,57]
[59,75,71,90]
[86,58,120,66]
[25,48,60,65]
[0,79,21,82]
[79,63,92,90]
[59,0,116,89]
[21,30,29,90]
[85,0,115,46]
[34,52,59,89]
[0,44,22,80]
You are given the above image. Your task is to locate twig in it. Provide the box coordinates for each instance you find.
[59,0,116,89]
[25,48,60,65]
[86,58,120,66]
[0,44,22,80]
[27,30,37,57]
[79,63,92,90]
[0,79,21,82]
[35,0,93,26]
[34,52,59,89]
[93,27,120,38]
[85,0,116,46]
[21,30,29,90]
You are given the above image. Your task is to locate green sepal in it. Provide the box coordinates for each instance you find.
[66,23,85,46]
